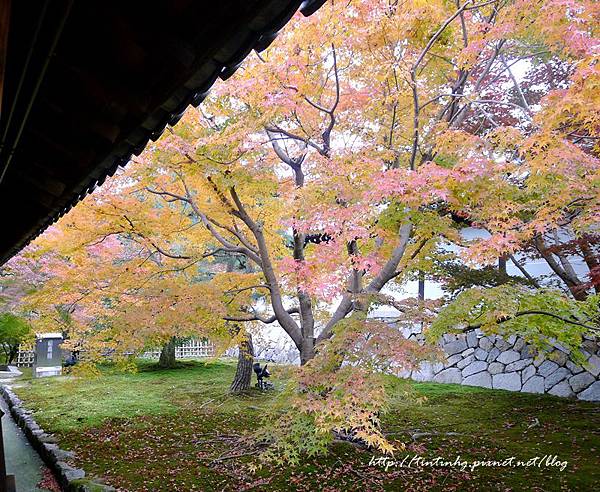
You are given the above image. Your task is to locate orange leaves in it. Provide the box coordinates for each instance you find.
[5,0,600,464]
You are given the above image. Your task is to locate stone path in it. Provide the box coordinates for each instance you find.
[0,383,51,492]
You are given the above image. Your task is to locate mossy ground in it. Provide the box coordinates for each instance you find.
[12,360,600,491]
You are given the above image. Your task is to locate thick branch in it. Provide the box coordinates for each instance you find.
[317,222,414,343]
[534,235,586,300]
[320,43,340,156]
[227,187,303,348]
[264,124,327,157]
[224,307,300,324]
[367,222,413,292]
[265,128,306,171]
[465,310,598,332]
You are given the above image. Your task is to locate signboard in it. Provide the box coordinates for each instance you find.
[33,333,63,378]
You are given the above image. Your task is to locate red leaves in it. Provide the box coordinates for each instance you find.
[36,467,61,492]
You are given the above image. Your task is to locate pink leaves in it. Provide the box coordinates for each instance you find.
[85,234,123,259]
[279,256,346,301]
[369,165,443,204]
[540,0,600,56]
[369,160,490,207]
[278,240,383,301]
[350,253,383,277]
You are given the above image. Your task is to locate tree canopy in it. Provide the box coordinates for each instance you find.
[0,313,31,365]
[3,0,599,458]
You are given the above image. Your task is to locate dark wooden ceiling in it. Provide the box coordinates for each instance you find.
[0,0,326,264]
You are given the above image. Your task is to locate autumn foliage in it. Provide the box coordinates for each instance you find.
[2,0,599,458]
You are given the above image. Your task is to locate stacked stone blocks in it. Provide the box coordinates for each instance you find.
[399,324,600,401]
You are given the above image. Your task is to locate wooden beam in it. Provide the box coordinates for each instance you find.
[28,127,96,170]
[42,98,121,143]
[18,163,67,197]
[0,0,10,118]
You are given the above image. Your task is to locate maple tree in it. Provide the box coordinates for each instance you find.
[6,0,599,458]
[516,231,599,300]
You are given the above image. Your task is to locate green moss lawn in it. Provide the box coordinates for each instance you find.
[10,360,600,491]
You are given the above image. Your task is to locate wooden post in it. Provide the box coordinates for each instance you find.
[418,271,425,301]
[0,408,16,492]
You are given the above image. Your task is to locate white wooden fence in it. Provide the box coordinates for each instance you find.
[16,349,35,367]
[141,339,215,359]
[15,338,214,366]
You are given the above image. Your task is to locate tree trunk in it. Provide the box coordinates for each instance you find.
[230,331,254,393]
[7,344,18,365]
[1,344,10,365]
[534,235,588,300]
[158,337,177,368]
[418,272,425,300]
[299,337,315,365]
[580,238,600,294]
[498,256,507,275]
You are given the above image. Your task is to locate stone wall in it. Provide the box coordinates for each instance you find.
[397,325,600,401]
[0,385,115,491]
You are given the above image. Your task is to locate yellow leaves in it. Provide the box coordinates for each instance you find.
[434,127,488,159]
[537,56,600,138]
[378,438,397,456]
[115,356,139,374]
[489,126,525,152]
[69,361,101,378]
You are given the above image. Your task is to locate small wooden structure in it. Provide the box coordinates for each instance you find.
[33,332,63,377]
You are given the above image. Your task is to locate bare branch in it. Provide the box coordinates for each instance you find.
[122,215,192,260]
[264,124,327,157]
[508,254,540,288]
[224,284,271,296]
[501,56,532,115]
[224,307,300,324]
[146,187,190,204]
[207,216,259,255]
[409,1,474,169]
